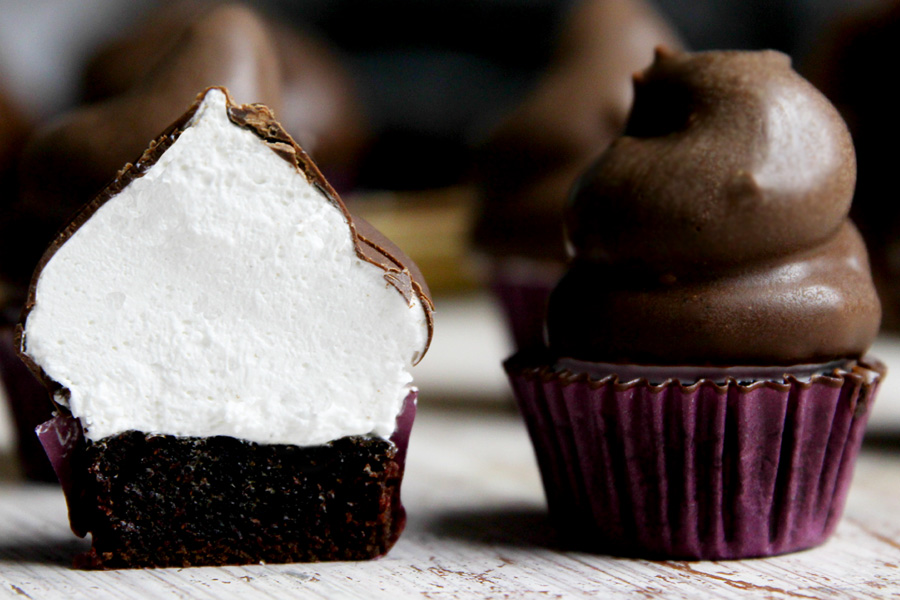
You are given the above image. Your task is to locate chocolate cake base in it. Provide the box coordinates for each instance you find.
[71,432,405,569]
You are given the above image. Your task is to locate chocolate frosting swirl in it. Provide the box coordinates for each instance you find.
[548,49,881,365]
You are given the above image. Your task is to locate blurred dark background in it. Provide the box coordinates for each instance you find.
[0,0,869,191]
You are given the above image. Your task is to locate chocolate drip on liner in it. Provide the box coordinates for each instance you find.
[508,348,884,402]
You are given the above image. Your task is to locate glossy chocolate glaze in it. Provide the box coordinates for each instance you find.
[551,357,859,387]
[549,49,881,365]
[473,0,681,260]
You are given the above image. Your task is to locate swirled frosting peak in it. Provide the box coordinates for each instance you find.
[548,49,881,365]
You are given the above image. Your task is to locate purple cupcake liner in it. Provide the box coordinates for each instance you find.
[490,260,564,350]
[505,354,883,560]
[388,390,418,546]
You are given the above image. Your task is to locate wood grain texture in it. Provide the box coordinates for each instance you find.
[1,407,898,599]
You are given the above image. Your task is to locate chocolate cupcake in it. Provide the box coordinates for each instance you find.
[17,87,433,568]
[472,0,680,349]
[506,49,884,559]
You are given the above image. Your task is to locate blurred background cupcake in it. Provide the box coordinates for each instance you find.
[803,0,900,333]
[0,73,46,480]
[470,0,681,351]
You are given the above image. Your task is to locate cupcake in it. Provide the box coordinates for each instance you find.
[505,49,884,560]
[472,0,680,349]
[17,87,433,568]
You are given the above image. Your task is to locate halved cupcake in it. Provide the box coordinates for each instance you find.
[19,87,432,568]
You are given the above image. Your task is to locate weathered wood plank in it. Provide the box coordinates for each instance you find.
[0,407,898,599]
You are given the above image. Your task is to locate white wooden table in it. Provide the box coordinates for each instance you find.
[1,404,898,599]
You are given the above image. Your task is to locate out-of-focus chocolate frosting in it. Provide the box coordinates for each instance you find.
[18,4,281,229]
[473,0,681,260]
[270,24,369,189]
[0,83,28,191]
[804,1,900,331]
[548,49,881,365]
[0,81,33,300]
[80,1,218,102]
[82,2,369,188]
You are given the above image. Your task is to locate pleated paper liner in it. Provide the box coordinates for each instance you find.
[505,351,884,559]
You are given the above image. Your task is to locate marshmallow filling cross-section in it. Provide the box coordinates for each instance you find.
[22,89,429,446]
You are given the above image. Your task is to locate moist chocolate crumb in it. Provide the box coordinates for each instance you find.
[72,432,404,569]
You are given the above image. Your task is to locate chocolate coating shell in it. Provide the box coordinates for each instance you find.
[549,223,880,365]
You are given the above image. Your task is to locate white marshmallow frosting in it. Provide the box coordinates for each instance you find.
[23,89,429,446]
